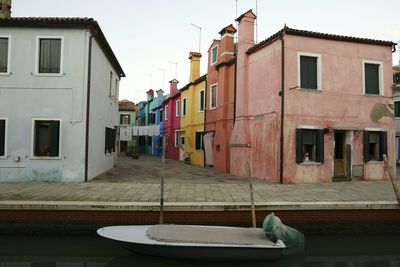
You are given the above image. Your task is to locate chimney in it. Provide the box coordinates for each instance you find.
[146,89,154,101]
[156,89,164,97]
[218,24,236,62]
[169,79,179,95]
[0,0,11,18]
[189,52,201,82]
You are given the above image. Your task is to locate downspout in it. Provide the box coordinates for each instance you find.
[203,76,207,167]
[84,31,96,182]
[279,29,286,184]
[233,51,237,125]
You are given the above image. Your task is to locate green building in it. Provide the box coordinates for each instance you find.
[118,100,137,154]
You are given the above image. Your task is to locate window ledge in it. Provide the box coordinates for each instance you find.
[366,160,383,164]
[210,106,217,110]
[298,88,321,92]
[105,152,115,157]
[33,73,65,77]
[0,156,7,160]
[0,72,11,76]
[300,161,322,166]
[31,156,62,160]
[363,94,384,97]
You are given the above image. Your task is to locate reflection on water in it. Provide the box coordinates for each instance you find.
[0,234,399,267]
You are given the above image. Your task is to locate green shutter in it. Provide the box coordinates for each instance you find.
[300,56,318,89]
[379,131,387,161]
[365,63,379,95]
[296,129,303,164]
[49,121,60,157]
[395,102,400,118]
[316,129,324,163]
[0,120,5,156]
[0,38,8,73]
[363,131,370,163]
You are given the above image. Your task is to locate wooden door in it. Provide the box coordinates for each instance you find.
[334,132,346,178]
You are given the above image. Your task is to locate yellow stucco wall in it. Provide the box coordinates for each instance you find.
[180,79,205,166]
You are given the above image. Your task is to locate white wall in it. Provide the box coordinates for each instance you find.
[0,27,88,182]
[87,38,119,180]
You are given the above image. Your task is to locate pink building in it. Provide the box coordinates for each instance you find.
[163,79,181,160]
[204,24,237,172]
[230,10,396,183]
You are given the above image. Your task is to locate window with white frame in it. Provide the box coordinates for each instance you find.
[0,37,9,73]
[298,52,321,90]
[363,60,383,95]
[296,128,324,164]
[195,131,204,150]
[109,71,113,97]
[211,45,218,65]
[176,100,181,117]
[364,130,387,162]
[164,105,168,120]
[33,120,61,157]
[115,78,119,100]
[210,84,218,109]
[38,38,62,74]
[174,130,179,148]
[199,89,205,111]
[0,119,6,157]
[182,98,187,116]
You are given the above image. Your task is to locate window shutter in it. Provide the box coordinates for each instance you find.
[365,63,379,95]
[49,121,60,157]
[316,129,324,163]
[104,128,108,154]
[0,38,8,73]
[0,120,5,156]
[379,131,387,161]
[363,131,370,163]
[296,129,303,164]
[300,56,318,89]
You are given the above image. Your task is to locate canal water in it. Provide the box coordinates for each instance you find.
[0,234,399,267]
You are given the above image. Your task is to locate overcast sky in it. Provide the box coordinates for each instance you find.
[12,0,400,103]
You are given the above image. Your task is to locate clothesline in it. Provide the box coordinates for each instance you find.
[120,125,161,141]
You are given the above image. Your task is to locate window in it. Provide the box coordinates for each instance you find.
[105,127,116,154]
[363,130,387,162]
[165,105,168,120]
[394,73,400,84]
[395,101,400,118]
[176,100,181,117]
[296,128,324,164]
[0,119,6,157]
[299,54,320,90]
[33,120,60,157]
[159,109,163,122]
[115,79,119,100]
[109,71,113,97]
[211,45,218,65]
[120,114,130,125]
[149,113,156,124]
[396,137,400,162]
[0,37,9,73]
[363,60,383,95]
[182,98,187,116]
[38,38,62,74]
[210,84,217,109]
[199,89,205,111]
[174,130,179,147]
[195,131,204,150]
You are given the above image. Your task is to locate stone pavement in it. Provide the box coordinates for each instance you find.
[0,155,399,210]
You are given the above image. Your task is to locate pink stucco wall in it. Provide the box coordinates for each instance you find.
[230,10,395,183]
[163,81,180,161]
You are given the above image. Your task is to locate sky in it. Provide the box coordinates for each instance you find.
[12,0,400,103]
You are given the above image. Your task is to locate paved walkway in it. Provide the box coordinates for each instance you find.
[0,156,399,211]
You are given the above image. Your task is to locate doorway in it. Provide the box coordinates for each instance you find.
[333,131,351,181]
[179,135,185,161]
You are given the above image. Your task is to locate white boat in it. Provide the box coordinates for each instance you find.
[97,224,285,261]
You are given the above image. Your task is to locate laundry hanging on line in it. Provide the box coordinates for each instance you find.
[119,125,161,140]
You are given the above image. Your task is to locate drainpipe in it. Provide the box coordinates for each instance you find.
[279,29,286,184]
[233,53,237,125]
[203,76,207,167]
[84,31,96,182]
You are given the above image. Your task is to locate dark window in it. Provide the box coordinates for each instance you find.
[104,127,116,154]
[147,136,152,146]
[176,100,181,116]
[0,37,8,73]
[120,114,130,125]
[364,63,380,95]
[211,46,218,64]
[300,55,318,89]
[363,131,387,162]
[149,113,156,124]
[195,132,204,150]
[174,130,179,147]
[394,73,400,84]
[182,98,187,116]
[109,71,113,96]
[0,119,5,156]
[34,120,60,157]
[296,128,324,164]
[39,38,61,73]
[395,101,400,118]
[159,110,163,122]
[199,90,205,111]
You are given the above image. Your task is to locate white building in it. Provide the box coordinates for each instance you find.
[0,8,125,182]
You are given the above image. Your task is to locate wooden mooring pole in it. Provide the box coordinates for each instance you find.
[248,158,257,228]
[383,154,400,206]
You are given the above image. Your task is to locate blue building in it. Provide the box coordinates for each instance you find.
[137,101,147,154]
[152,89,165,157]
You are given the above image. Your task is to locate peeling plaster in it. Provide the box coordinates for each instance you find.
[370,103,393,122]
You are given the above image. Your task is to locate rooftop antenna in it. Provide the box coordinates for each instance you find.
[169,61,178,79]
[157,67,166,91]
[191,23,202,53]
[255,0,258,44]
[145,73,152,88]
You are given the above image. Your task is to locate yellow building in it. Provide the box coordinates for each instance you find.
[179,52,206,166]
